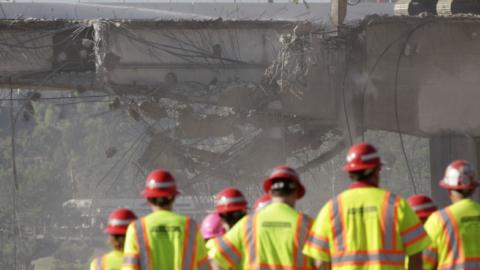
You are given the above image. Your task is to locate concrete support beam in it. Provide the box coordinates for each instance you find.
[429,134,478,208]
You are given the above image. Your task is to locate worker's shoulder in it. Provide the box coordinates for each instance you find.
[338,186,391,201]
[447,199,480,217]
[144,210,192,224]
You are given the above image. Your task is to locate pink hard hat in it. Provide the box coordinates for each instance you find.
[200,213,225,240]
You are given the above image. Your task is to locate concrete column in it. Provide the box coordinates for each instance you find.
[330,0,347,29]
[429,134,478,208]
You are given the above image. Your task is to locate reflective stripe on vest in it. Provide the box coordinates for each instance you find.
[216,237,241,265]
[135,219,150,270]
[332,252,405,265]
[96,256,103,270]
[197,257,211,270]
[382,193,397,250]
[331,196,345,252]
[438,209,460,260]
[294,213,311,267]
[440,259,480,270]
[331,192,401,266]
[400,222,426,246]
[182,218,198,270]
[123,254,140,268]
[423,247,438,264]
[246,215,257,264]
[306,234,330,251]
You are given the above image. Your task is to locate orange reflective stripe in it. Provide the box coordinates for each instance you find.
[293,213,311,268]
[438,258,480,270]
[123,254,140,269]
[94,256,103,270]
[197,256,210,270]
[245,215,257,264]
[306,234,330,252]
[216,237,241,266]
[401,222,427,247]
[101,256,107,270]
[331,196,346,252]
[423,247,438,265]
[381,193,397,251]
[182,218,197,270]
[134,219,151,270]
[438,209,462,262]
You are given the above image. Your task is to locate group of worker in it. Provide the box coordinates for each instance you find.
[90,142,480,270]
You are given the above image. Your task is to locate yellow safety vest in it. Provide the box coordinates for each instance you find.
[90,250,123,270]
[209,202,314,270]
[303,183,431,270]
[423,198,480,270]
[122,210,210,270]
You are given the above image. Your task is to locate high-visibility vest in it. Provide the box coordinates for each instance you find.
[209,202,314,270]
[90,250,123,270]
[423,198,480,270]
[122,210,210,270]
[303,183,431,270]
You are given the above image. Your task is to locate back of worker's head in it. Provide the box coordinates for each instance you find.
[343,143,382,185]
[141,169,178,209]
[215,188,248,229]
[270,178,298,197]
[439,160,479,200]
[263,165,305,202]
[105,208,137,250]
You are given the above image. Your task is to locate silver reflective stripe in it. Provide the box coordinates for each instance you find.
[438,210,460,260]
[216,196,246,206]
[217,237,241,264]
[246,215,257,264]
[413,202,436,212]
[383,193,397,250]
[109,218,134,226]
[198,260,210,270]
[123,255,140,267]
[332,253,405,264]
[308,234,330,250]
[442,260,480,270]
[332,197,345,251]
[361,152,379,161]
[182,218,197,270]
[423,248,437,262]
[135,220,149,270]
[401,223,426,245]
[295,214,310,266]
[146,180,175,189]
[96,256,102,270]
[256,267,291,270]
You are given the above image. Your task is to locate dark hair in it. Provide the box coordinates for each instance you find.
[148,197,174,207]
[219,211,246,228]
[452,188,475,198]
[270,178,297,197]
[349,169,376,181]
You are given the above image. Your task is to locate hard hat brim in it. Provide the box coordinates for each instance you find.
[343,162,381,172]
[104,226,128,235]
[141,189,180,198]
[216,204,248,214]
[439,180,480,190]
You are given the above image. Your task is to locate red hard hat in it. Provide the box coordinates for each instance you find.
[253,194,271,212]
[215,188,248,214]
[343,143,381,172]
[407,195,437,219]
[141,169,178,198]
[104,208,137,235]
[263,165,305,199]
[439,160,479,190]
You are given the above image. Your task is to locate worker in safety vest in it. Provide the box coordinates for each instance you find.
[122,169,210,270]
[404,195,438,267]
[215,188,248,231]
[407,195,437,224]
[253,194,271,212]
[423,160,480,270]
[210,165,314,270]
[90,208,137,270]
[303,143,431,270]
